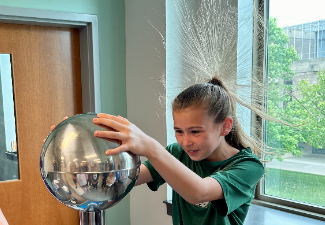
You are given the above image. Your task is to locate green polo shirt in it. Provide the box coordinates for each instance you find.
[143,143,264,225]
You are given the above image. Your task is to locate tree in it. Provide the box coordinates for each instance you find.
[266,17,304,157]
[266,17,325,157]
[288,70,325,149]
[267,17,299,81]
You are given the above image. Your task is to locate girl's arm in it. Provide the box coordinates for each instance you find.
[140,138,224,204]
[93,114,224,205]
[135,164,153,186]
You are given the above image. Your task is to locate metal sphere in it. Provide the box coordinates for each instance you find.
[40,113,141,212]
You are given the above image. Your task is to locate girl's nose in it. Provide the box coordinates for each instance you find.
[182,134,193,146]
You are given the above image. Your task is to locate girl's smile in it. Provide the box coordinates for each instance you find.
[186,150,199,155]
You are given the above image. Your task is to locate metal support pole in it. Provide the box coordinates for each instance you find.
[301,24,304,59]
[317,21,320,58]
[293,26,296,57]
[309,22,311,59]
[80,210,106,225]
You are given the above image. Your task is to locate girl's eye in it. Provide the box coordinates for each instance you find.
[191,130,200,134]
[175,130,183,134]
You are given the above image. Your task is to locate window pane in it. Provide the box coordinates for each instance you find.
[265,0,325,208]
[0,54,19,181]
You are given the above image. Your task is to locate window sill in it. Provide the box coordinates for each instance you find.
[251,199,325,222]
[163,199,325,224]
[163,200,172,216]
[5,151,17,156]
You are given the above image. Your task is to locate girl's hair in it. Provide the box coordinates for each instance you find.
[172,77,249,151]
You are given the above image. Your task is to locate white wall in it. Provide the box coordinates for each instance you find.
[126,0,251,224]
[125,0,172,224]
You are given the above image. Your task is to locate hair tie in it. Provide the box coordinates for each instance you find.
[208,78,223,87]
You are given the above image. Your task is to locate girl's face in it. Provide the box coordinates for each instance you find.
[173,108,224,161]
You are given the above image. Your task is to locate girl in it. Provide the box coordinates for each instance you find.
[0,209,8,225]
[93,78,264,225]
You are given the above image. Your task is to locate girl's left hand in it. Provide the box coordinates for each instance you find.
[93,113,158,157]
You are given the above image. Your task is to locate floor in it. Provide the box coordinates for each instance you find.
[244,204,325,225]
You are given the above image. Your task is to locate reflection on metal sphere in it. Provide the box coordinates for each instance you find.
[40,113,141,215]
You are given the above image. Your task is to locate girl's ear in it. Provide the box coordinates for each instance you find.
[221,117,233,136]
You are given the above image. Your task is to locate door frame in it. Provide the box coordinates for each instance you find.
[0,6,101,113]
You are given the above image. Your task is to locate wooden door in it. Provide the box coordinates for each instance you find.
[0,23,82,224]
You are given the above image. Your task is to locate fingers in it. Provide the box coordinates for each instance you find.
[45,116,69,143]
[117,115,130,123]
[94,130,125,141]
[95,123,117,132]
[94,114,130,156]
[93,117,126,132]
[50,117,68,131]
[97,113,130,126]
[105,145,127,156]
[95,136,122,145]
[95,130,126,155]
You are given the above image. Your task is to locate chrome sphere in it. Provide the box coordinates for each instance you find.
[40,113,141,212]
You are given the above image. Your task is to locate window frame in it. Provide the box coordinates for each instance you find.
[254,0,325,221]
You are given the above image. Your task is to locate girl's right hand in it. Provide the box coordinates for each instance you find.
[93,113,160,158]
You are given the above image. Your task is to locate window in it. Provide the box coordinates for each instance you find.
[255,0,325,220]
[0,54,18,181]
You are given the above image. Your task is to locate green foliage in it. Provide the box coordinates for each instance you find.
[289,70,325,149]
[267,17,300,81]
[266,17,325,156]
[266,17,303,156]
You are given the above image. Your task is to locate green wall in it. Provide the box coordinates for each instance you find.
[0,0,129,224]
